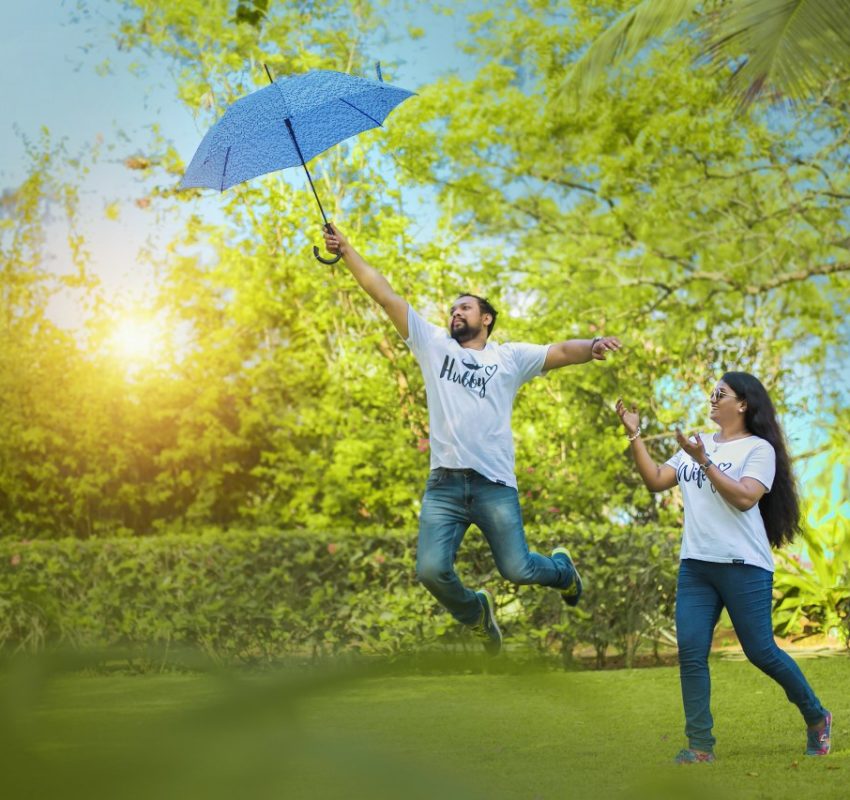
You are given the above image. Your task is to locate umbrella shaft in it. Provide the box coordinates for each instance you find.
[285,118,330,228]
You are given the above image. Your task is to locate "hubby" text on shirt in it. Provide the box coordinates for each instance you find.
[439,355,498,398]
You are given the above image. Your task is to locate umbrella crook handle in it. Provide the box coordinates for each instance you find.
[313,245,342,265]
[314,223,342,265]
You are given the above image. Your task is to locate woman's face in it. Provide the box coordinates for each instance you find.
[708,380,745,426]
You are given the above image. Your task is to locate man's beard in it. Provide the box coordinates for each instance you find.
[450,319,480,343]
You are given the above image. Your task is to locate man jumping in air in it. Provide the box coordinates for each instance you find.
[323,225,621,654]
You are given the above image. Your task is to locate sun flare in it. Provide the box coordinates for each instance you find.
[109,317,163,363]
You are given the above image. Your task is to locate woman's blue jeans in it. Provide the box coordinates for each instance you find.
[676,559,827,751]
[416,468,569,625]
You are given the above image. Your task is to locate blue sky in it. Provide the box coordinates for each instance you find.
[0,1,473,184]
[0,2,177,187]
[1,1,200,322]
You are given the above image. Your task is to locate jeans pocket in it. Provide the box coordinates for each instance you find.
[425,469,446,490]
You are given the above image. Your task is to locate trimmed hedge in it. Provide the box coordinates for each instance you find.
[0,525,680,666]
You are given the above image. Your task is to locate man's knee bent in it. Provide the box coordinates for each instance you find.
[497,558,536,586]
[416,560,455,590]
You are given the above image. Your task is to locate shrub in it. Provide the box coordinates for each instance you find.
[0,524,680,666]
[773,512,850,647]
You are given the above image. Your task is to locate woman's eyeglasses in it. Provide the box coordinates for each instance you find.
[709,388,738,403]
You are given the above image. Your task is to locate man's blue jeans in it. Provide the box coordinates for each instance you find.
[416,468,569,626]
[676,559,828,751]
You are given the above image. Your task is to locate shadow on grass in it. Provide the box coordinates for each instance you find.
[0,647,737,800]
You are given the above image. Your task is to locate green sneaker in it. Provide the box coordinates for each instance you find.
[470,589,502,656]
[551,547,583,607]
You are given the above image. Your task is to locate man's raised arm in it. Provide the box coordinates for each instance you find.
[323,224,409,339]
[542,336,621,371]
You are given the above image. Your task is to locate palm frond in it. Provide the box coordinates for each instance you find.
[706,0,850,106]
[561,0,703,103]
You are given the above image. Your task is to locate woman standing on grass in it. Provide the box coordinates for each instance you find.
[615,372,831,764]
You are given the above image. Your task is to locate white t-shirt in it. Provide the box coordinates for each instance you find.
[665,433,777,572]
[405,306,548,489]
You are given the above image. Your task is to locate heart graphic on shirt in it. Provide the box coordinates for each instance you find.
[709,462,734,493]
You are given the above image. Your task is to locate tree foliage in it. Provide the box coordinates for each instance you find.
[1,0,848,539]
[386,0,850,525]
[563,0,850,108]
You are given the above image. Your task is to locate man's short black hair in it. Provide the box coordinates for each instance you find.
[456,293,498,337]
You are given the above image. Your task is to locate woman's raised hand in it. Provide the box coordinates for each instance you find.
[675,429,707,463]
[615,398,640,436]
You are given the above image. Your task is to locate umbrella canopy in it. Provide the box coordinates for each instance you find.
[180,68,415,192]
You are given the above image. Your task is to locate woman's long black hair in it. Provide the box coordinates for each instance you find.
[722,371,801,548]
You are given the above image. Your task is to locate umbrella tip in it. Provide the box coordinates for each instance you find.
[263,63,274,84]
[375,61,383,82]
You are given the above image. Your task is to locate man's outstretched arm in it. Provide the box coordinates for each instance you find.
[323,224,409,339]
[542,336,621,371]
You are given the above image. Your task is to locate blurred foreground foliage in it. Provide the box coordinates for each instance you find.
[0,650,790,800]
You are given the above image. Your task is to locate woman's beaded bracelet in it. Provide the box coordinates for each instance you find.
[627,427,641,442]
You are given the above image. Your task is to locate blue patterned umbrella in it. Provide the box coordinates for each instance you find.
[181,65,415,263]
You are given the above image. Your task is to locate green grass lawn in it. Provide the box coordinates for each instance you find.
[1,652,847,799]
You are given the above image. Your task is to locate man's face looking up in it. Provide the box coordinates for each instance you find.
[450,296,490,344]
